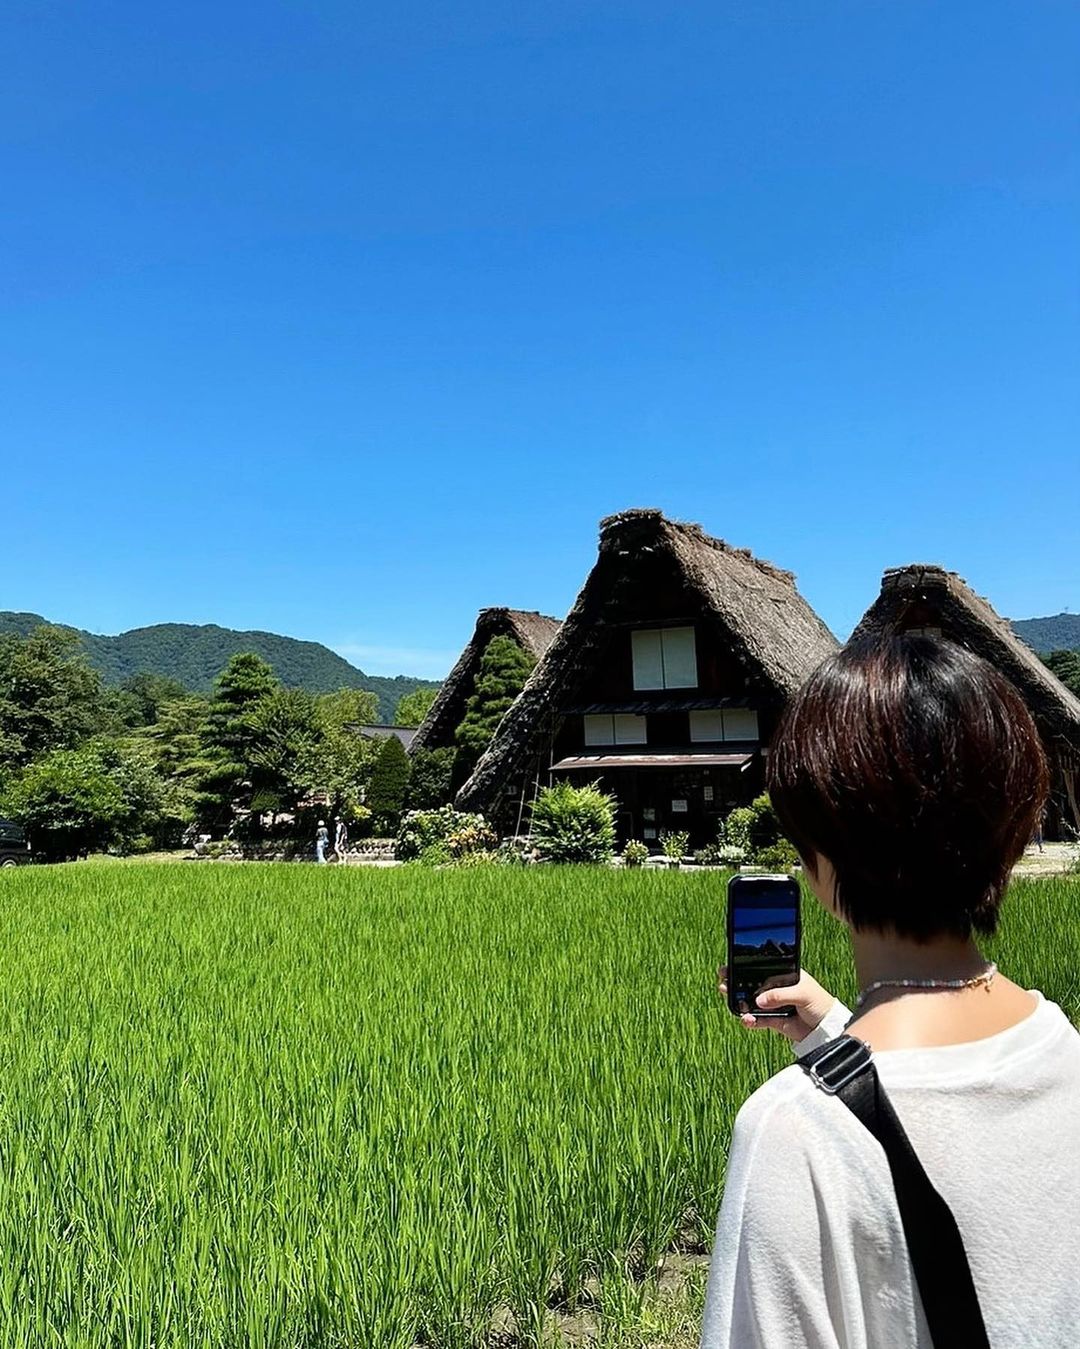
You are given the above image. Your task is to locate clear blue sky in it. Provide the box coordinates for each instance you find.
[3,1,1077,679]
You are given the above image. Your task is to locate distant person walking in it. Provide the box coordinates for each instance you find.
[315,820,329,864]
[334,816,348,862]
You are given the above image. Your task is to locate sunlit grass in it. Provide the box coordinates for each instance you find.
[0,863,1073,1346]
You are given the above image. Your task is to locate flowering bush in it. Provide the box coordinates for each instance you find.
[660,830,690,861]
[622,839,650,867]
[397,806,493,861]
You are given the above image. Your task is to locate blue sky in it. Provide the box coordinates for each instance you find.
[3,1,1077,679]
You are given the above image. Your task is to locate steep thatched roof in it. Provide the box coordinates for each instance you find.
[851,564,1080,752]
[409,607,561,754]
[456,508,838,814]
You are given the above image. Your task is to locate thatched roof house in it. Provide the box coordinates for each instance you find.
[409,607,561,755]
[851,564,1080,834]
[456,509,838,842]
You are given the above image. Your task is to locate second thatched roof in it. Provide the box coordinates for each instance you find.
[409,607,562,754]
[851,564,1080,753]
[456,508,838,813]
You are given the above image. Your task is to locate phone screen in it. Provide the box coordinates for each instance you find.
[727,875,801,1017]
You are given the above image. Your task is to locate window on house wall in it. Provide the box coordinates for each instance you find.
[631,626,698,690]
[584,713,647,746]
[721,708,759,741]
[689,709,760,743]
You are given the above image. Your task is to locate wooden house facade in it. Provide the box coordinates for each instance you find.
[851,564,1080,837]
[456,509,838,845]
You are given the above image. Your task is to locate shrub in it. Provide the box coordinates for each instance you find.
[660,830,690,861]
[720,806,754,853]
[530,782,616,865]
[696,842,747,867]
[445,820,498,859]
[397,806,492,861]
[747,793,784,853]
[495,836,535,867]
[754,839,801,872]
[622,839,650,868]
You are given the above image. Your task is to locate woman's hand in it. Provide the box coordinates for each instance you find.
[717,966,836,1044]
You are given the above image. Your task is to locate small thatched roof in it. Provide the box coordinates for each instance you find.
[851,564,1080,753]
[456,508,838,814]
[408,607,562,754]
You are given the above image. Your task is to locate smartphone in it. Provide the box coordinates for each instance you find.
[726,874,801,1018]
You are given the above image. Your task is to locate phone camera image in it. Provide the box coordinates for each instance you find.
[726,875,801,1017]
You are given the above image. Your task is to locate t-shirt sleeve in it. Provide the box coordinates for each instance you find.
[699,1082,847,1349]
[792,998,853,1059]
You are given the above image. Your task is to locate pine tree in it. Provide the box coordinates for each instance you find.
[453,636,534,779]
[366,735,412,832]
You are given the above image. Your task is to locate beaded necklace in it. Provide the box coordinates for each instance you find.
[852,961,998,1015]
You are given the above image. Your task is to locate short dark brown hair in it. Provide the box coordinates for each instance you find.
[767,633,1049,940]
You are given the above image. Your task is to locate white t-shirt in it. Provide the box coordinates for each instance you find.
[699,993,1080,1348]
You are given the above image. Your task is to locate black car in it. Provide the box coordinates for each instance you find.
[0,818,31,867]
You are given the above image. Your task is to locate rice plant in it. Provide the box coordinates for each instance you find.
[0,863,1071,1346]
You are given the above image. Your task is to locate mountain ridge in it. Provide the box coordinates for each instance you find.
[0,612,439,723]
[1008,612,1080,654]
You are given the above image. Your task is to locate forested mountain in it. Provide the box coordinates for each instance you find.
[0,612,438,722]
[1011,613,1080,654]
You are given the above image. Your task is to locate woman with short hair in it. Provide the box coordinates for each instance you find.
[700,633,1080,1348]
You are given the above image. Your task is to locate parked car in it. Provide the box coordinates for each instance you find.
[0,818,31,867]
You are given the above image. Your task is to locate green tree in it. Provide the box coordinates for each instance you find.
[297,689,381,816]
[405,746,457,810]
[197,654,281,829]
[204,653,280,759]
[119,672,191,726]
[242,687,320,812]
[142,695,216,831]
[0,626,106,771]
[1043,650,1080,699]
[1,738,180,860]
[366,735,412,833]
[453,636,534,781]
[394,687,438,728]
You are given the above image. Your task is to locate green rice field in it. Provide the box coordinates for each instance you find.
[0,862,1076,1347]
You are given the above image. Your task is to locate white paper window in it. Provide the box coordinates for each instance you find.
[689,710,723,743]
[613,714,646,744]
[631,630,664,690]
[584,714,646,745]
[722,708,759,741]
[632,626,698,690]
[661,627,698,688]
[690,708,760,742]
[584,714,612,746]
[671,799,688,814]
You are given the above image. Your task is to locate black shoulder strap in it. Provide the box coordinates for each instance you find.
[799,1035,990,1349]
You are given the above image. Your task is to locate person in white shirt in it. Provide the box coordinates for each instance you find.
[700,632,1080,1349]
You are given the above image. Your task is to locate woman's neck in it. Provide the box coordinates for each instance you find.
[845,927,1036,1050]
[850,929,988,990]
